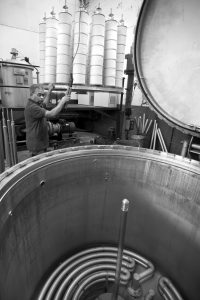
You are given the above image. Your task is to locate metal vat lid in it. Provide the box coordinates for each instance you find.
[134,0,200,135]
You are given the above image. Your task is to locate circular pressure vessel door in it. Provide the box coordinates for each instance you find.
[134,0,200,135]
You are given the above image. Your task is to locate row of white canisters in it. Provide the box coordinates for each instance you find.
[39,5,127,87]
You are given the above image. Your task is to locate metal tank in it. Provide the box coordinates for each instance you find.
[0,146,200,300]
[0,49,34,108]
[0,1,200,300]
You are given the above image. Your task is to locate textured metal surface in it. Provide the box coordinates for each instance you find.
[134,0,200,135]
[0,146,200,299]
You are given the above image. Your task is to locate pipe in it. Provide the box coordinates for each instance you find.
[150,120,156,149]
[43,252,131,300]
[11,109,18,164]
[158,277,183,300]
[158,128,167,152]
[72,271,115,300]
[2,108,12,167]
[6,109,14,165]
[38,246,154,300]
[61,261,130,300]
[180,140,189,157]
[0,120,5,173]
[143,118,148,134]
[77,277,115,299]
[112,199,129,300]
[133,261,155,283]
[153,122,157,150]
[145,119,152,135]
[142,113,146,133]
[190,143,200,150]
[157,128,165,152]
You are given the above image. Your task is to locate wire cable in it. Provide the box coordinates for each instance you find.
[0,23,38,33]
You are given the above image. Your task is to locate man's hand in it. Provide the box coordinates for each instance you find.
[65,86,71,96]
[47,83,55,92]
[61,94,71,104]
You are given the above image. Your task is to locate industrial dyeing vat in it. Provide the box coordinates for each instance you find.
[0,0,200,299]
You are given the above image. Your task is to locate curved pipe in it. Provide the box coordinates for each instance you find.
[55,260,130,300]
[79,278,115,298]
[72,271,115,300]
[158,277,183,300]
[38,247,137,300]
[63,264,130,300]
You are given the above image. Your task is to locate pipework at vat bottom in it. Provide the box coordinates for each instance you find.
[37,246,182,300]
[37,199,183,300]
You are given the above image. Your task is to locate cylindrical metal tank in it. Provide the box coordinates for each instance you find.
[44,13,58,83]
[116,18,127,88]
[0,57,34,108]
[89,6,105,86]
[56,7,72,83]
[0,146,200,300]
[39,15,46,83]
[104,12,118,87]
[73,7,89,85]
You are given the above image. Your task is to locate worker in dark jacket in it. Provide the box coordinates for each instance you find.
[24,83,70,156]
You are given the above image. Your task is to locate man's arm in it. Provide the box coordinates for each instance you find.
[43,83,54,106]
[45,95,70,119]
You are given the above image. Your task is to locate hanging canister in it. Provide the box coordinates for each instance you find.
[44,9,58,83]
[39,14,46,83]
[56,4,72,83]
[116,17,127,88]
[89,5,105,86]
[73,5,89,85]
[104,10,118,87]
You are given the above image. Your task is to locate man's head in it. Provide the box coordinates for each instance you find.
[30,84,45,104]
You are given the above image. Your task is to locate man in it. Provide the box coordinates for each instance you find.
[24,83,70,156]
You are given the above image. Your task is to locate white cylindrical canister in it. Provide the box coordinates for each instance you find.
[104,76,116,86]
[39,18,46,83]
[89,6,105,86]
[56,9,72,83]
[104,13,117,87]
[116,19,127,87]
[73,9,89,84]
[45,16,58,83]
[73,53,87,65]
[104,59,116,69]
[90,55,104,66]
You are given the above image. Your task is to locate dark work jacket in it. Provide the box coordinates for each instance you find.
[24,99,48,153]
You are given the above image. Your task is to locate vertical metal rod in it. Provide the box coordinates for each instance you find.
[6,109,14,166]
[112,199,129,300]
[0,119,5,173]
[180,140,189,158]
[11,109,18,164]
[2,108,12,168]
[158,128,167,152]
[153,122,157,150]
[157,128,165,152]
[145,119,152,135]
[150,120,156,149]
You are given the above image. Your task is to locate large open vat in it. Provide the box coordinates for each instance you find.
[0,146,200,299]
